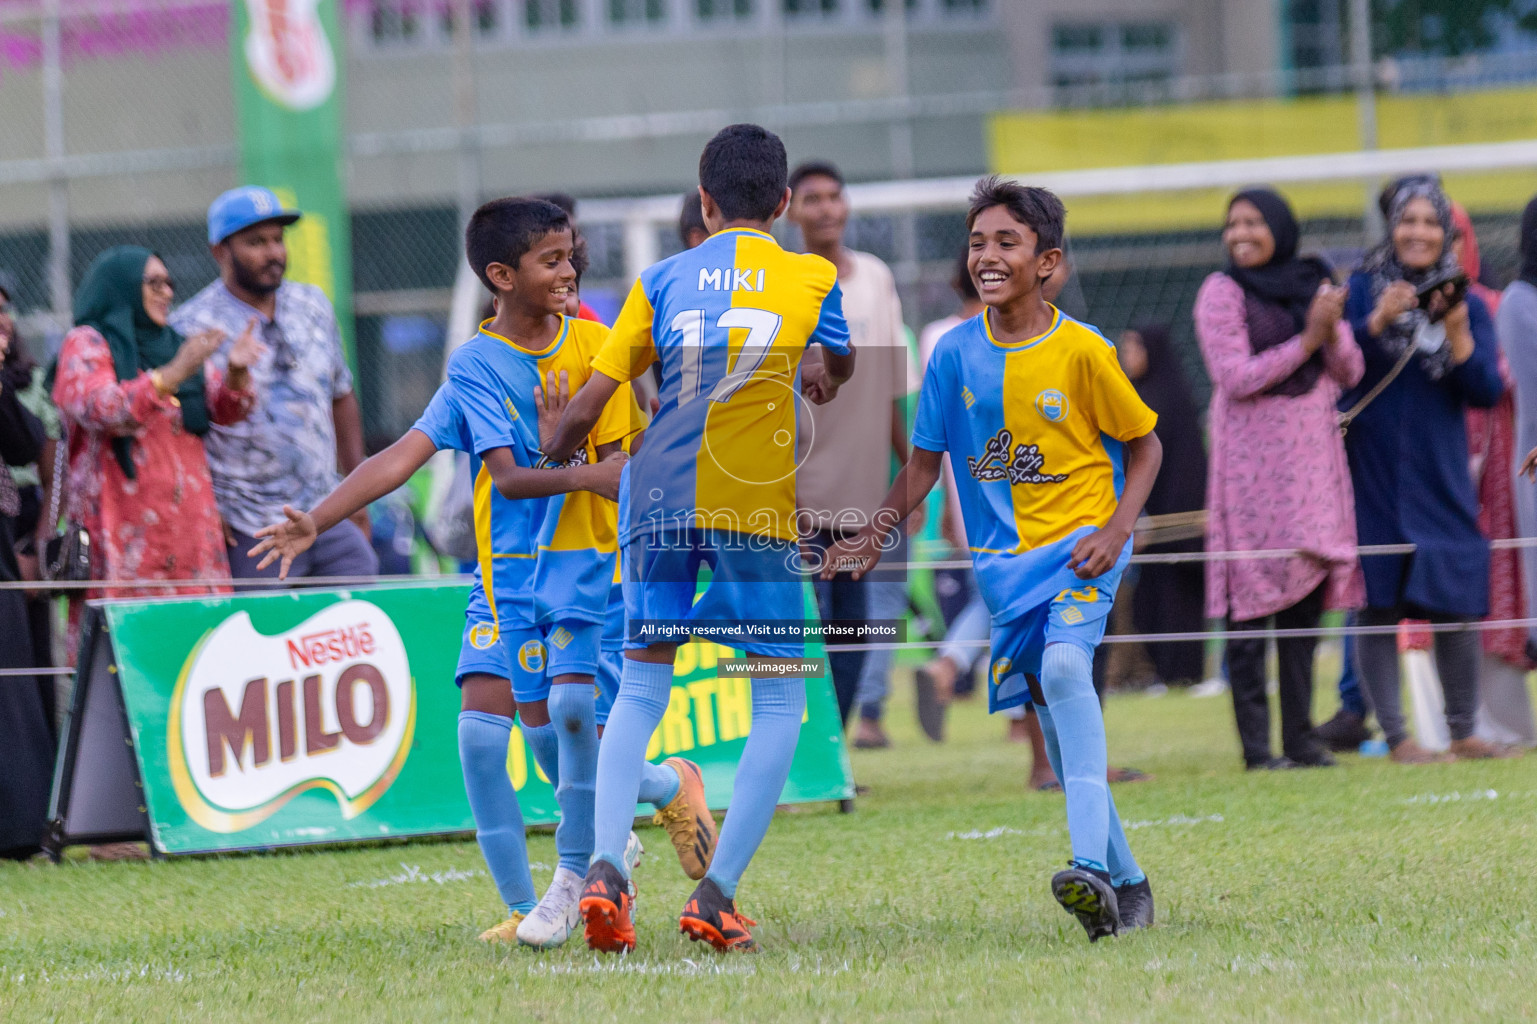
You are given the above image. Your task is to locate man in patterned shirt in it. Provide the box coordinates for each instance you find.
[172,186,376,583]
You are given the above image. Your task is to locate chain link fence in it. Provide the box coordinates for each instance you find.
[3,2,1537,442]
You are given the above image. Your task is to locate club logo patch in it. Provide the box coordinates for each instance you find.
[518,639,547,673]
[167,601,415,833]
[468,622,498,650]
[991,657,1013,688]
[1035,390,1069,422]
[550,626,574,650]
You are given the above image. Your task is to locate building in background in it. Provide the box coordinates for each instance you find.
[1,0,1535,435]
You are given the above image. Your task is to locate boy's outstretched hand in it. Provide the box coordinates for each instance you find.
[1523,445,1537,482]
[536,369,571,454]
[1068,525,1130,580]
[820,529,885,582]
[249,505,318,579]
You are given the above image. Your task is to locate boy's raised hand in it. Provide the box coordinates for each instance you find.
[536,369,571,454]
[1068,525,1130,580]
[249,505,319,579]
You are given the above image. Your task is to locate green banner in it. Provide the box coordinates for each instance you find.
[101,584,853,855]
[230,0,355,363]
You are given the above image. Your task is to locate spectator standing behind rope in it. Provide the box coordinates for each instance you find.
[50,247,261,652]
[788,160,917,745]
[0,280,60,688]
[1116,325,1207,687]
[0,310,52,860]
[1342,179,1509,763]
[1196,188,1363,771]
[1453,204,1536,747]
[1501,197,1537,745]
[172,187,376,584]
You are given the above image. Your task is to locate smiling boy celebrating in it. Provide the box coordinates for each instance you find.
[250,198,705,947]
[827,177,1162,941]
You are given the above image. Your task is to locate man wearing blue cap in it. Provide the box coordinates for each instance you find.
[172,186,376,583]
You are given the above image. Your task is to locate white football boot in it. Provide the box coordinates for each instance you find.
[516,867,583,949]
[624,830,644,921]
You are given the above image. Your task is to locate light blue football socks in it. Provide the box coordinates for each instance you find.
[519,720,559,789]
[637,758,682,808]
[457,710,536,914]
[547,682,599,875]
[705,676,805,899]
[591,657,675,875]
[1034,700,1144,886]
[1037,642,1136,880]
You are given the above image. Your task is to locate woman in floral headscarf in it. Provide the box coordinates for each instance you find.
[1341,179,1507,763]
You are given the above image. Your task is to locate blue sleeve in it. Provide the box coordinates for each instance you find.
[446,357,518,458]
[910,347,948,453]
[810,281,852,355]
[411,384,464,452]
[1445,294,1504,409]
[1345,272,1400,377]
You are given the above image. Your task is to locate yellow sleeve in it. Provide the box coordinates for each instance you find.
[592,381,643,448]
[592,278,657,383]
[1086,343,1158,442]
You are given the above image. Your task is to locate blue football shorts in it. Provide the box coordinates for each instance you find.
[622,526,804,658]
[985,568,1123,714]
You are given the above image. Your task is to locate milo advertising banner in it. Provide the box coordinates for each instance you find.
[46,585,853,857]
[230,0,355,360]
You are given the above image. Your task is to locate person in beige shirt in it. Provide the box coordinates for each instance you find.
[789,160,918,749]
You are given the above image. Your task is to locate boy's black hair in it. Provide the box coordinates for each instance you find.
[966,175,1065,254]
[951,248,979,303]
[465,197,571,291]
[698,123,788,223]
[533,192,578,218]
[788,160,844,195]
[678,191,707,245]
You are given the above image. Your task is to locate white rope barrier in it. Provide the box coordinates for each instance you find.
[5,536,1537,592]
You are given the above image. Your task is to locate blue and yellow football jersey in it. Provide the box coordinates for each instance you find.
[412,316,633,632]
[912,307,1157,622]
[533,321,641,625]
[592,227,851,543]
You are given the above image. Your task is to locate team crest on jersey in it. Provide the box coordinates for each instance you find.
[991,657,1013,687]
[518,639,547,673]
[468,622,498,650]
[967,429,1069,485]
[1035,390,1069,422]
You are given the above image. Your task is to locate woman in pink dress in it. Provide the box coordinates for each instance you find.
[51,246,262,655]
[1196,188,1364,770]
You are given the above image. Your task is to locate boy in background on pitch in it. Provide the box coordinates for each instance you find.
[827,177,1161,942]
[249,197,709,946]
[541,123,855,954]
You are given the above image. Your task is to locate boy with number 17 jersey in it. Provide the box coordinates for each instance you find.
[539,124,854,954]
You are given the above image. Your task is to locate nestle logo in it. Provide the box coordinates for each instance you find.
[287,624,377,670]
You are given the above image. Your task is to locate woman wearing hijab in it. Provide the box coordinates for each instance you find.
[1116,325,1207,686]
[1454,205,1536,747]
[1,332,52,858]
[1196,188,1363,770]
[51,246,261,650]
[1343,180,1507,763]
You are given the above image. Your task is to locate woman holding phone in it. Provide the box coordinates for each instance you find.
[1342,179,1509,763]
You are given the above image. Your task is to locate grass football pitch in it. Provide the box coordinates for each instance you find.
[4,670,1536,1023]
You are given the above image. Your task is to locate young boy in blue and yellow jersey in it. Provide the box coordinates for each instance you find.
[827,178,1163,942]
[541,124,855,953]
[249,198,709,947]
